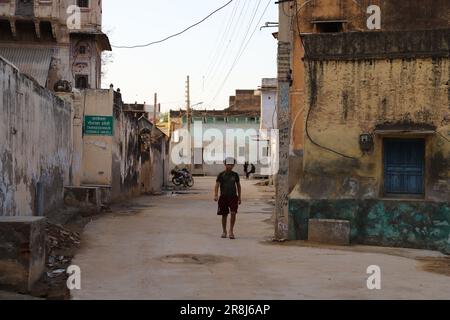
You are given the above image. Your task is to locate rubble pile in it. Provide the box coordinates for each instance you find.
[44,223,81,281]
[46,222,81,251]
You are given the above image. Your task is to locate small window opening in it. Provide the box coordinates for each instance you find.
[315,22,344,33]
[75,75,89,89]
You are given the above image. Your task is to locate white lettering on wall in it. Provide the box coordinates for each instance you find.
[367,5,382,30]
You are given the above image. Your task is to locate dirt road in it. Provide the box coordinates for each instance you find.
[71,177,450,300]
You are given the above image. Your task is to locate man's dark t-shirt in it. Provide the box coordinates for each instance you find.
[217,171,240,197]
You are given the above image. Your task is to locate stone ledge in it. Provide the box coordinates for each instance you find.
[308,219,350,246]
[289,199,450,254]
[64,186,102,215]
[0,216,47,293]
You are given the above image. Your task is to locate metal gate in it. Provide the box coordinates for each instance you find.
[384,139,425,195]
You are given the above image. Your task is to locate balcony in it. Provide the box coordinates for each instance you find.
[0,1,101,29]
[0,0,103,42]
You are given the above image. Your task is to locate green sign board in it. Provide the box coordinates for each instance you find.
[84,115,114,136]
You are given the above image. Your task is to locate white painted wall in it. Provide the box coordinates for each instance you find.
[260,79,277,130]
[170,119,264,177]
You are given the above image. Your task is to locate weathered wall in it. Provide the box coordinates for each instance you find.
[291,0,450,160]
[111,105,142,200]
[0,56,72,216]
[297,0,450,32]
[260,84,277,131]
[79,89,165,202]
[81,89,113,186]
[149,140,165,193]
[70,91,83,186]
[139,119,169,194]
[290,199,450,254]
[296,30,450,202]
[287,30,450,252]
[274,0,294,239]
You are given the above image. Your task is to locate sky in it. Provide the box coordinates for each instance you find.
[101,0,278,113]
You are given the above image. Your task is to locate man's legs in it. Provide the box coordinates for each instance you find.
[229,213,237,239]
[222,214,228,237]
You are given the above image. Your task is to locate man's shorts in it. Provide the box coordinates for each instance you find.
[217,195,239,215]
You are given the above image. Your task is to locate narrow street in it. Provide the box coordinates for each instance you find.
[1,0,450,307]
[72,177,450,300]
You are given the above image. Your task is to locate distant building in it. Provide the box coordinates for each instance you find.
[0,0,111,91]
[228,89,261,112]
[259,78,277,131]
[259,78,278,184]
[169,109,262,177]
[123,102,162,124]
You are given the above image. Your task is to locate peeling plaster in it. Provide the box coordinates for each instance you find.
[0,57,72,216]
[85,141,108,150]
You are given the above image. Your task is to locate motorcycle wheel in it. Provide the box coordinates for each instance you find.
[186,176,194,187]
[172,177,182,186]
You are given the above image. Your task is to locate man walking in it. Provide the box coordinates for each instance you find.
[244,162,249,179]
[214,157,242,239]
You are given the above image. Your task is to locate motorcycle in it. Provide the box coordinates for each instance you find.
[171,168,194,188]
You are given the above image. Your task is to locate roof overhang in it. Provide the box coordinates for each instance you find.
[374,130,436,136]
[69,30,112,51]
[374,123,437,136]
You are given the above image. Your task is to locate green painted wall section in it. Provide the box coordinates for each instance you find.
[289,199,450,254]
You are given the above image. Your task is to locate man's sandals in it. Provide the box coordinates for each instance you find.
[221,233,235,239]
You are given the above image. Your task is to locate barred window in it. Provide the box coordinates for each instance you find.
[77,0,89,8]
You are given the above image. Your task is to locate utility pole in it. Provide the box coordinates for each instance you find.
[153,93,158,125]
[186,76,191,132]
[185,76,193,170]
[150,93,157,141]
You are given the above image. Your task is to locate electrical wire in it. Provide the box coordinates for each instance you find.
[203,0,241,82]
[205,0,251,88]
[208,0,262,91]
[209,0,271,105]
[203,0,245,87]
[111,0,234,49]
[294,0,359,160]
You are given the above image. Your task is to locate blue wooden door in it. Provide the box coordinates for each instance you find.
[384,139,425,195]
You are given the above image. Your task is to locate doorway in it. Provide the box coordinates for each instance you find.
[383,138,425,196]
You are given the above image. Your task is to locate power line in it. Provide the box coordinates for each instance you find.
[209,0,271,105]
[210,0,269,105]
[203,0,241,81]
[293,1,359,160]
[208,0,263,93]
[204,0,251,88]
[211,0,263,91]
[112,0,234,49]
